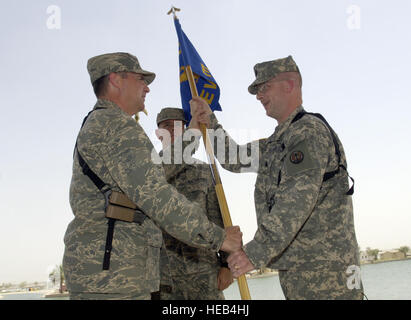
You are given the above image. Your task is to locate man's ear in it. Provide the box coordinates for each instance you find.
[284,79,295,93]
[108,73,121,90]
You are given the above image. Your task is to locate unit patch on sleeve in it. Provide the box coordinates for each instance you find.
[284,139,317,176]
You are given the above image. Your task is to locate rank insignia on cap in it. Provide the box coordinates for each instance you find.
[290,151,304,164]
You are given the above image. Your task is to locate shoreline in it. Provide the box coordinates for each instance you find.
[243,258,411,279]
[0,289,50,299]
[0,290,49,296]
[361,257,411,266]
[2,258,410,295]
[0,289,70,300]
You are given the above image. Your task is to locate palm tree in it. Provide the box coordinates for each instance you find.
[398,246,409,258]
[366,247,379,261]
[59,264,65,293]
[49,264,65,292]
[48,266,57,287]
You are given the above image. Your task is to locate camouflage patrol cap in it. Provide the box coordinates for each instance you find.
[248,55,300,94]
[87,52,156,85]
[156,107,187,126]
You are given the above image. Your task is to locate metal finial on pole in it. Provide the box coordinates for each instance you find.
[167,6,181,19]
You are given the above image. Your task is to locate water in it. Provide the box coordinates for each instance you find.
[224,259,411,300]
[0,291,53,300]
[1,259,410,300]
[224,274,285,300]
[359,259,411,300]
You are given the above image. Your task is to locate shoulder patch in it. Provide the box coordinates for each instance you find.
[284,139,317,176]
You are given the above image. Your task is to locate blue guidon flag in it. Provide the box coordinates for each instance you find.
[173,18,222,124]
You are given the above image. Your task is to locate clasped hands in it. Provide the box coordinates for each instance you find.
[189,96,256,278]
[221,226,255,278]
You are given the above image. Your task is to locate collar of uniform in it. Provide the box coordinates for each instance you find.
[93,98,132,119]
[93,98,116,110]
[269,105,305,143]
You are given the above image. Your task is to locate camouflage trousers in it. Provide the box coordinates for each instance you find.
[160,272,225,300]
[278,270,364,300]
[69,292,151,300]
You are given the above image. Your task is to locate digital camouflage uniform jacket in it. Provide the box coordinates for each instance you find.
[63,99,225,296]
[160,158,227,281]
[210,105,360,272]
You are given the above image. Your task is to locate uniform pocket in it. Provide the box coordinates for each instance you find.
[145,244,161,282]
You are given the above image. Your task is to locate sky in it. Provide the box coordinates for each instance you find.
[0,0,410,284]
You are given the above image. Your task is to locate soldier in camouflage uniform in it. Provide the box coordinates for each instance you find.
[155,108,233,300]
[190,56,364,300]
[63,53,242,300]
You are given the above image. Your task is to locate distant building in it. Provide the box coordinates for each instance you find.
[360,251,374,263]
[378,250,405,261]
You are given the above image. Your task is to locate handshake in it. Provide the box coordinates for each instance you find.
[189,97,257,278]
[220,226,255,278]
